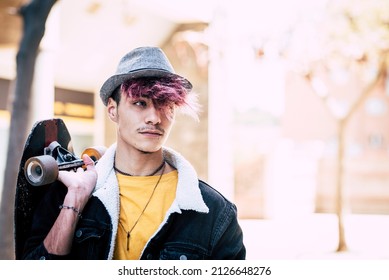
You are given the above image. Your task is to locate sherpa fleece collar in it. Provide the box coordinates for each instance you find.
[92,143,209,259]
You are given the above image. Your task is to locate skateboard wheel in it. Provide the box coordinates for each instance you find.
[24,155,59,186]
[82,146,107,162]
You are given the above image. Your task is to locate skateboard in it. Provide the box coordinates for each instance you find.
[14,118,105,259]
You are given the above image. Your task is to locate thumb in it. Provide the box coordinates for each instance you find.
[82,154,96,171]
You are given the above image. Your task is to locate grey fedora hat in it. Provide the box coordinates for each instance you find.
[99,46,192,105]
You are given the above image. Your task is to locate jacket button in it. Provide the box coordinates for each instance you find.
[39,256,46,260]
[179,255,187,260]
[147,253,153,260]
[75,230,83,238]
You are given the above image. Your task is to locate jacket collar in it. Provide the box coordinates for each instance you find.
[94,143,209,213]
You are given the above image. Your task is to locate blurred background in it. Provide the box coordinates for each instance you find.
[1,0,389,260]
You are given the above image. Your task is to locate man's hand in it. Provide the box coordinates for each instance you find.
[58,154,98,209]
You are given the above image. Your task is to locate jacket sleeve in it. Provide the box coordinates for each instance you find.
[211,202,246,259]
[21,182,70,260]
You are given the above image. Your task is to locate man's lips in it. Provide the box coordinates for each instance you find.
[139,130,163,136]
[138,127,164,136]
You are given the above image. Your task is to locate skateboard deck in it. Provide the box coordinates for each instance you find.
[14,118,74,259]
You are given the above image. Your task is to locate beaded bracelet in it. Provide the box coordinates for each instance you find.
[59,205,82,218]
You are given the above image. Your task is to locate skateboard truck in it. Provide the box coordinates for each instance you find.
[24,141,104,187]
[44,141,84,170]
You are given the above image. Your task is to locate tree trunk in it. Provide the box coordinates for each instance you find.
[0,0,57,260]
[335,119,348,252]
[305,56,386,253]
[333,57,387,252]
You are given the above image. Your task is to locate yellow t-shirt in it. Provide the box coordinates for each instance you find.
[113,170,178,260]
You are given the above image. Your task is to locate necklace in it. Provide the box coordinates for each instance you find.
[114,158,165,176]
[118,162,166,251]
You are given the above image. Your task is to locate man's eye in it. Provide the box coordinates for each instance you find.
[134,100,147,107]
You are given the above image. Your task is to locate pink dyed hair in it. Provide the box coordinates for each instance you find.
[120,76,199,120]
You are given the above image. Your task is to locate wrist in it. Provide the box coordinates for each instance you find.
[59,204,82,218]
[64,190,90,209]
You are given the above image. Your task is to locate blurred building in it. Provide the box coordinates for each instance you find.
[282,71,389,215]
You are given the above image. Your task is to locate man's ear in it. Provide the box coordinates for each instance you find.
[107,97,118,122]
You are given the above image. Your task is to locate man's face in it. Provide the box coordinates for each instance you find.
[108,92,175,154]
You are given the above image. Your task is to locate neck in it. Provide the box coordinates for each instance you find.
[114,146,165,176]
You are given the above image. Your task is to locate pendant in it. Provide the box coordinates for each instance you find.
[126,232,130,251]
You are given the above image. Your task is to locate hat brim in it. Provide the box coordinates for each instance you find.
[99,68,192,106]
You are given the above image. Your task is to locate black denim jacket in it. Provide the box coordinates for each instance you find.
[22,180,246,260]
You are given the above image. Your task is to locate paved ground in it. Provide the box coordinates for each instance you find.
[239,213,389,260]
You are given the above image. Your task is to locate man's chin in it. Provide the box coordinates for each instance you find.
[137,147,162,154]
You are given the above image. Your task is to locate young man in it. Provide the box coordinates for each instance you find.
[23,46,246,260]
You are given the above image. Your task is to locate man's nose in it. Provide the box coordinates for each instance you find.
[145,105,161,124]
